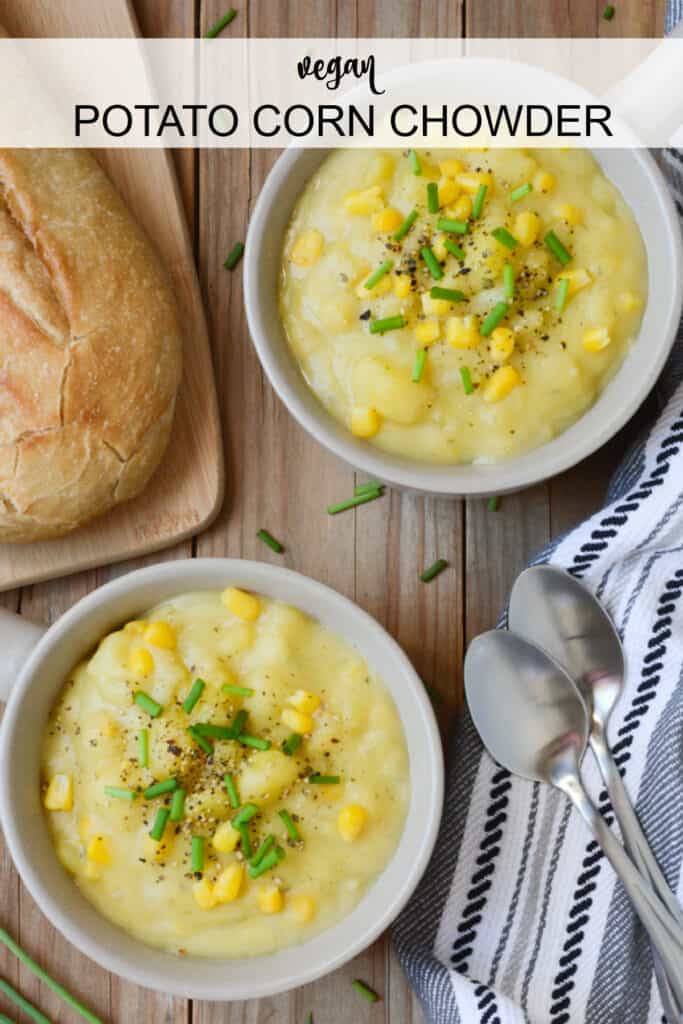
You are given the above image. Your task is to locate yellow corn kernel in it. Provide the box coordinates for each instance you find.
[129,646,154,678]
[431,235,448,262]
[533,169,555,194]
[289,229,324,267]
[583,327,611,353]
[489,327,515,363]
[83,860,101,882]
[393,274,412,299]
[514,211,540,247]
[438,179,460,208]
[439,158,464,178]
[483,365,521,403]
[556,267,592,298]
[222,587,261,622]
[123,620,147,636]
[337,803,368,842]
[554,202,582,225]
[144,621,176,649]
[102,717,118,737]
[456,171,493,195]
[414,319,440,346]
[258,884,284,914]
[446,315,480,349]
[616,290,642,314]
[78,816,92,843]
[282,708,314,734]
[288,689,321,714]
[291,894,317,923]
[214,862,244,903]
[350,407,381,439]
[44,774,73,812]
[86,835,111,866]
[371,206,403,233]
[452,195,472,221]
[143,834,173,863]
[343,185,383,215]
[212,821,240,853]
[421,292,451,317]
[193,878,217,910]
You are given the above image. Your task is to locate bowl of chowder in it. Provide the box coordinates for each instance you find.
[0,559,442,1000]
[245,147,682,495]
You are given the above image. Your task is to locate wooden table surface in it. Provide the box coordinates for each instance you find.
[0,0,667,1021]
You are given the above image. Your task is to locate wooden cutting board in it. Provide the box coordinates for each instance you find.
[0,0,224,591]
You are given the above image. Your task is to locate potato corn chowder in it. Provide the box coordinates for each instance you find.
[42,588,409,958]
[280,148,647,463]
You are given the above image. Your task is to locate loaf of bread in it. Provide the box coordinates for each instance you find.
[0,148,182,541]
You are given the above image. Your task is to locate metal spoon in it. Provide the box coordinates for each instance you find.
[509,566,683,1022]
[465,629,683,1009]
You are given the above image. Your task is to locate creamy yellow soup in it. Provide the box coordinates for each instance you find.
[280,148,647,463]
[42,588,409,958]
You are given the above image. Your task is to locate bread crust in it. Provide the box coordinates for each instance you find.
[0,148,182,541]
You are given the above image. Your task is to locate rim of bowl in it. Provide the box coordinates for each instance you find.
[244,146,683,496]
[0,558,444,1001]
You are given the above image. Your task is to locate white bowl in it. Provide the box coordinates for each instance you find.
[0,558,443,1001]
[245,147,683,496]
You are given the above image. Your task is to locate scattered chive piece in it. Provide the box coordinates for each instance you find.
[430,286,466,303]
[103,786,137,801]
[327,490,383,515]
[393,209,418,242]
[223,240,244,270]
[138,728,149,768]
[250,835,275,868]
[370,314,406,334]
[193,723,235,740]
[223,683,255,697]
[421,246,443,280]
[412,348,427,383]
[555,277,570,312]
[352,980,380,1004]
[278,809,302,842]
[480,301,509,337]
[503,263,515,300]
[134,691,162,718]
[460,366,474,395]
[206,7,237,38]
[230,708,249,736]
[239,734,272,751]
[364,259,394,291]
[170,787,186,822]
[355,480,382,496]
[191,835,205,873]
[224,773,240,808]
[510,182,533,202]
[256,528,283,554]
[545,230,572,265]
[282,732,303,756]
[248,845,285,879]
[306,1015,313,1024]
[421,558,448,583]
[408,149,421,175]
[436,216,468,235]
[427,182,439,214]
[149,807,170,842]
[0,1013,17,1024]
[187,726,213,755]
[238,824,252,858]
[492,226,518,251]
[182,678,205,715]
[603,3,615,19]
[444,238,465,261]
[143,777,178,800]
[0,978,51,1024]
[309,774,341,785]
[488,495,500,512]
[472,183,488,219]
[233,803,260,827]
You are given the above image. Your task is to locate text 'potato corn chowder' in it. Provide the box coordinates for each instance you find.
[280,148,647,464]
[42,588,409,957]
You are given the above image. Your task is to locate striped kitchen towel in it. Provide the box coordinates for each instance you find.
[393,43,683,1024]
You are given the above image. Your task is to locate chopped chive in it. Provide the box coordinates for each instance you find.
[327,490,383,515]
[308,774,340,785]
[233,803,260,827]
[191,835,205,873]
[355,480,382,496]
[224,773,240,808]
[603,3,615,19]
[555,277,570,312]
[460,366,474,394]
[472,183,488,219]
[545,230,572,265]
[369,314,406,334]
[412,348,427,383]
[182,678,205,714]
[206,7,237,38]
[239,733,272,751]
[427,182,439,213]
[503,263,515,300]
[444,238,465,261]
[306,1015,313,1024]
[278,809,302,842]
[138,728,149,768]
[0,977,51,1024]
[170,787,186,822]
[492,226,518,251]
[480,301,509,337]
[230,708,249,736]
[222,683,255,697]
[430,286,466,303]
[103,786,137,801]
[223,240,244,270]
[248,846,285,878]
[421,558,448,583]
[256,528,283,553]
[393,208,418,242]
[187,725,213,754]
[149,807,170,842]
[488,495,500,512]
[420,246,443,280]
[193,723,235,740]
[510,182,533,202]
[364,259,394,291]
[250,835,275,868]
[134,691,162,718]
[238,824,252,858]
[282,732,303,756]
[436,216,468,235]
[408,149,421,175]
[352,980,380,1004]
[143,777,178,800]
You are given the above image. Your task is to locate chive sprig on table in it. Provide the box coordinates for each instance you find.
[182,678,205,714]
[488,495,501,512]
[223,240,244,270]
[206,7,238,39]
[355,480,382,496]
[256,528,284,553]
[352,979,380,1003]
[0,977,51,1024]
[421,558,449,583]
[327,488,384,515]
